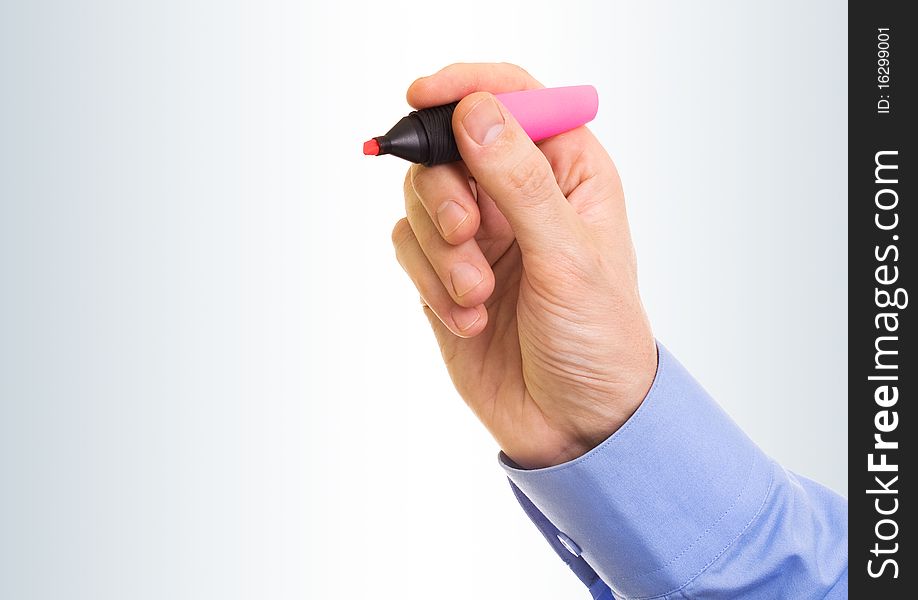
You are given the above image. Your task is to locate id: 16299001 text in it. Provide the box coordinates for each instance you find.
[877,28,891,114]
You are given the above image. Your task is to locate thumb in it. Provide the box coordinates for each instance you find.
[452,92,583,257]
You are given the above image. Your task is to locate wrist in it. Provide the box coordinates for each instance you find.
[511,337,659,470]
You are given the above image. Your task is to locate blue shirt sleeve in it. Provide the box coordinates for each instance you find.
[499,341,848,599]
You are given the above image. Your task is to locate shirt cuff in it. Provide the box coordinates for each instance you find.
[498,341,775,599]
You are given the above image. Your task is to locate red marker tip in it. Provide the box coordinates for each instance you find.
[363,139,380,156]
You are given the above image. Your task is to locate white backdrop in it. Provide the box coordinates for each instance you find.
[0,1,847,598]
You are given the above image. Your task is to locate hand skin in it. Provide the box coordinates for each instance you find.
[391,63,658,469]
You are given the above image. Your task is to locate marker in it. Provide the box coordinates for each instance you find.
[363,85,599,166]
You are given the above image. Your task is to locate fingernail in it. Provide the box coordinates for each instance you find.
[450,262,483,297]
[462,97,504,146]
[451,305,481,331]
[436,200,469,236]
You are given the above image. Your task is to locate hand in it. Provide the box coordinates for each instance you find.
[391,63,658,469]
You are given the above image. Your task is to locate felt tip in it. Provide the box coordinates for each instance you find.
[363,139,380,156]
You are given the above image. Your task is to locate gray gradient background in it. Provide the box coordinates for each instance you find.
[0,1,846,598]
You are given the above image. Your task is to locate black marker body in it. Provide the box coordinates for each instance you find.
[372,102,461,166]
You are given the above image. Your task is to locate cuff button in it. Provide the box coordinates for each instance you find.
[557,532,582,557]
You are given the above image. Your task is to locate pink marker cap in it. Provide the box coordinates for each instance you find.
[495,85,599,142]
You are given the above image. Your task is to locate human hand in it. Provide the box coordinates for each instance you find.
[391,63,657,469]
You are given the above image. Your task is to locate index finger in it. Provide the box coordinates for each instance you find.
[406,62,543,109]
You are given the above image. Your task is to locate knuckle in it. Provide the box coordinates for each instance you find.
[405,196,433,242]
[499,61,527,76]
[506,150,556,204]
[498,62,538,86]
[390,218,414,252]
[405,164,434,210]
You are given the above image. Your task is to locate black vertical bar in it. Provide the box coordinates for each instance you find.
[849,1,914,595]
